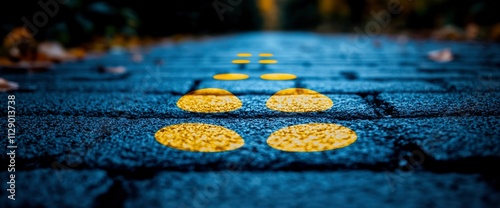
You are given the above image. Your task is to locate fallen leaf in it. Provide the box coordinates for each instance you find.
[3,27,37,61]
[465,23,480,40]
[131,53,143,63]
[428,48,454,63]
[0,78,19,92]
[3,27,35,49]
[432,25,463,40]
[0,57,13,66]
[0,57,53,73]
[68,48,86,60]
[491,23,500,42]
[98,65,126,74]
[38,42,76,62]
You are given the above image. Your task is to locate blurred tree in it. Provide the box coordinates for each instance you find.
[0,0,140,47]
[1,0,499,46]
[257,0,280,30]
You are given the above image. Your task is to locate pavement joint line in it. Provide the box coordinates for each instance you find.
[9,114,499,121]
[7,112,376,119]
[12,90,498,97]
[11,156,500,174]
[295,78,306,88]
[374,93,398,117]
[187,80,202,93]
[424,79,450,91]
[357,93,388,118]
[11,163,398,172]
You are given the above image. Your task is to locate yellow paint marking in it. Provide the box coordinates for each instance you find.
[266,88,333,112]
[232,60,250,64]
[259,60,277,64]
[237,53,252,57]
[267,123,357,152]
[259,53,274,57]
[260,73,297,80]
[155,123,244,152]
[177,88,242,113]
[213,73,249,80]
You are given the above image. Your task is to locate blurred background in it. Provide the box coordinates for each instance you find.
[1,0,500,64]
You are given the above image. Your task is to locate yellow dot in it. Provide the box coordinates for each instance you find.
[232,60,250,64]
[155,123,245,152]
[267,123,357,152]
[266,88,333,112]
[177,88,242,113]
[259,53,273,57]
[213,73,249,80]
[260,73,296,80]
[259,60,277,64]
[237,53,252,57]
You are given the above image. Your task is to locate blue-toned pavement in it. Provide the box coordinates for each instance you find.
[1,32,500,208]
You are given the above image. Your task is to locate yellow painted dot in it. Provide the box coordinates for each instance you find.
[213,73,249,80]
[237,53,252,57]
[232,60,250,64]
[260,73,297,80]
[155,123,244,152]
[259,60,278,64]
[266,88,333,112]
[177,88,242,113]
[267,123,357,152]
[259,53,274,57]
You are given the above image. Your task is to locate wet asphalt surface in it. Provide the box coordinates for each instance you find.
[1,32,500,207]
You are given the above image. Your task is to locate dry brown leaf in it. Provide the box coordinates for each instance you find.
[432,25,463,40]
[38,42,77,62]
[0,57,14,66]
[3,27,35,49]
[491,23,500,42]
[465,23,480,40]
[98,65,127,74]
[0,57,53,73]
[0,78,19,92]
[131,53,143,63]
[428,48,454,63]
[68,48,86,60]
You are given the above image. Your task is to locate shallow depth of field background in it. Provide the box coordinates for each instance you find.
[1,0,499,50]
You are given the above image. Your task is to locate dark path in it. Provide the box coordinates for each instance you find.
[1,32,500,207]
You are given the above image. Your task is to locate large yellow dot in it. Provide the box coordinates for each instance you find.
[177,88,242,113]
[232,60,250,64]
[260,73,296,80]
[237,53,252,57]
[259,60,278,64]
[155,123,245,152]
[213,73,249,80]
[259,53,274,57]
[266,88,333,112]
[267,123,357,152]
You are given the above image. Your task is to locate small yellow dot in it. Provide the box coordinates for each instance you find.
[267,123,357,152]
[213,73,249,80]
[232,60,250,64]
[259,53,274,57]
[259,60,277,64]
[266,88,333,112]
[177,88,242,113]
[237,53,252,57]
[260,73,297,80]
[155,123,245,152]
